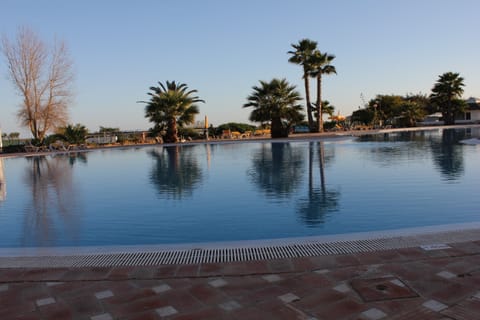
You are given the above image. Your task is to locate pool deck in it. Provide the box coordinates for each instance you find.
[3,230,480,319]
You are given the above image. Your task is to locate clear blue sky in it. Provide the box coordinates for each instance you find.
[1,0,479,136]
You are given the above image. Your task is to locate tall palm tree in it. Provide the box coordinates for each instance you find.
[140,81,204,143]
[243,78,304,138]
[309,50,336,132]
[288,39,318,131]
[430,72,465,125]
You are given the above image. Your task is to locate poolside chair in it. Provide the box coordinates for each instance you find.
[222,130,232,139]
[69,143,88,150]
[231,131,242,139]
[24,141,40,153]
[49,140,72,152]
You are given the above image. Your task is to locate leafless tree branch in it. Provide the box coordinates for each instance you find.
[1,26,74,142]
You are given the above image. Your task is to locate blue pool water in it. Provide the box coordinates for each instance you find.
[0,127,479,248]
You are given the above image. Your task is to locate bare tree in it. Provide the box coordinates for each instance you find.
[1,27,74,143]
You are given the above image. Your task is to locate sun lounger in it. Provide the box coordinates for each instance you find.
[49,140,72,152]
[24,142,40,152]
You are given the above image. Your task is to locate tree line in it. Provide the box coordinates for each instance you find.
[140,38,337,140]
[1,27,470,145]
[352,72,466,128]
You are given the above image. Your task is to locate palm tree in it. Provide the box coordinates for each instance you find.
[140,81,204,143]
[399,101,426,127]
[59,124,88,145]
[317,100,335,119]
[430,72,466,125]
[288,39,318,131]
[243,78,304,138]
[309,50,336,132]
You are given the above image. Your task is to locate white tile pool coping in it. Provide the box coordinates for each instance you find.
[1,222,480,268]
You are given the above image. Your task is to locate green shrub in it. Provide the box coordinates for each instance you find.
[215,122,256,136]
[178,127,201,140]
[1,145,24,153]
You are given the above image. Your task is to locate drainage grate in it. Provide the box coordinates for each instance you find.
[351,277,419,302]
[1,226,480,268]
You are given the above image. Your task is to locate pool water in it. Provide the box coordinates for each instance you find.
[0,128,479,248]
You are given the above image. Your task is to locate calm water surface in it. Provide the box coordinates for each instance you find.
[0,128,479,247]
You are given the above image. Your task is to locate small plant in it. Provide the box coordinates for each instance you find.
[58,124,88,144]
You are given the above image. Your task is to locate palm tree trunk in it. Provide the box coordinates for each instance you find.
[443,102,454,125]
[319,142,326,192]
[271,117,287,138]
[303,69,313,131]
[308,142,313,192]
[166,118,178,143]
[315,75,323,133]
[167,146,180,171]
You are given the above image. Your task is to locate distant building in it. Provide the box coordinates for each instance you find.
[85,134,118,144]
[422,112,443,124]
[420,97,480,125]
[461,97,480,122]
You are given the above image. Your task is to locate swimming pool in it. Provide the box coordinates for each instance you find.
[0,127,479,248]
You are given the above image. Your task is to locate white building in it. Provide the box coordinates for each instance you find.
[462,97,480,122]
[421,97,480,125]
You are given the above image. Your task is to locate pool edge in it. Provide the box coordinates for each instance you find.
[1,222,479,268]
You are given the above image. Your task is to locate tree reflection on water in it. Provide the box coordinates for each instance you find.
[0,158,6,203]
[430,129,466,181]
[248,143,304,199]
[357,128,468,181]
[22,153,84,246]
[248,142,339,226]
[296,142,340,226]
[148,145,203,199]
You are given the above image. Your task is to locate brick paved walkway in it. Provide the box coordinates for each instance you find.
[2,240,480,319]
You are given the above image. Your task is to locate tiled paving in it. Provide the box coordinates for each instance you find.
[2,240,480,319]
